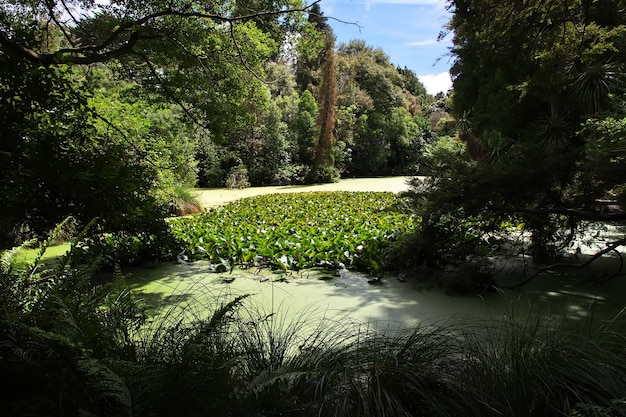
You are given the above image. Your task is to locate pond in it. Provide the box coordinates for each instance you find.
[193,176,416,208]
[129,253,626,332]
[129,176,626,330]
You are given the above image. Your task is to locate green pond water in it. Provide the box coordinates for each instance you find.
[15,242,625,330]
[127,256,626,331]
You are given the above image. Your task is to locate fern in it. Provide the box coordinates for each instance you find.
[0,245,20,275]
[76,358,133,417]
[203,294,250,333]
[30,216,74,272]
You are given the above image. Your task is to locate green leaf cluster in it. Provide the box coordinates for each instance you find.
[170,191,416,271]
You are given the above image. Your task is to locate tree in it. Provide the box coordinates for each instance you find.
[0,0,315,248]
[88,68,201,197]
[0,0,311,67]
[0,60,167,248]
[295,89,318,165]
[405,0,626,272]
[312,34,337,178]
[295,2,329,91]
[335,40,430,176]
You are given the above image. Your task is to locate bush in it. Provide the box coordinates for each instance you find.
[308,165,341,183]
[225,164,251,189]
[273,164,311,185]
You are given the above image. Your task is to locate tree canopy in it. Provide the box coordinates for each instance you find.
[406,0,626,269]
[0,0,437,257]
[0,0,309,66]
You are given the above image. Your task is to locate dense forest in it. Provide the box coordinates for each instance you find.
[0,0,449,249]
[1,0,626,416]
[407,0,626,271]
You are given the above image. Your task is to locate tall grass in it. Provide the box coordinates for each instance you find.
[2,239,625,416]
[458,313,626,417]
[123,281,626,417]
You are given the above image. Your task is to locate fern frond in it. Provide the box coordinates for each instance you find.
[248,369,311,395]
[76,358,133,417]
[204,294,250,332]
[1,246,20,275]
[1,239,38,275]
[31,216,75,270]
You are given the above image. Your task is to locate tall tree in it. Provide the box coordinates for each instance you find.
[407,0,626,266]
[312,34,337,175]
[295,2,329,91]
[295,89,319,165]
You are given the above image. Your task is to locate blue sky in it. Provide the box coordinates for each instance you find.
[321,0,453,95]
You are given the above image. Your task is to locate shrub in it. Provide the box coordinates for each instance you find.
[169,183,204,216]
[308,165,341,183]
[226,164,251,189]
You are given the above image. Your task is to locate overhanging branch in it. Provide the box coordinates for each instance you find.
[505,237,626,289]
[0,1,327,66]
[506,206,626,222]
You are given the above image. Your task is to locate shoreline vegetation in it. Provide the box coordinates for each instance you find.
[3,238,626,417]
[3,181,626,417]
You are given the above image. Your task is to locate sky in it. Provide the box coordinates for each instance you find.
[321,0,454,95]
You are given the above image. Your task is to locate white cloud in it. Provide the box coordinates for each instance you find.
[406,39,439,47]
[418,71,452,95]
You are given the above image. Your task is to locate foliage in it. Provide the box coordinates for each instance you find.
[1,0,438,244]
[579,102,626,208]
[0,0,318,248]
[88,72,200,193]
[225,164,251,189]
[170,192,417,272]
[0,228,146,417]
[405,0,626,267]
[460,315,626,417]
[335,40,431,176]
[295,3,330,91]
[0,58,172,249]
[0,0,309,66]
[3,234,625,417]
[295,89,319,165]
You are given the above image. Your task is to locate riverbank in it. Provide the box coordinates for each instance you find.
[193,176,418,208]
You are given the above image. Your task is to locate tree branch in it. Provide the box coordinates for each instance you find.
[228,22,267,83]
[132,51,210,131]
[508,206,626,222]
[504,237,626,289]
[0,2,328,66]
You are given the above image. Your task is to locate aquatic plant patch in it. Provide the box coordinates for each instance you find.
[170,192,417,272]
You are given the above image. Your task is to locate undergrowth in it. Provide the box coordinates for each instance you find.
[1,224,625,417]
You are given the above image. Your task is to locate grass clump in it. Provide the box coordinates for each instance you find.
[169,183,204,216]
[459,315,626,417]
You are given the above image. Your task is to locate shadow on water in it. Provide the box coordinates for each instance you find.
[126,257,626,330]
